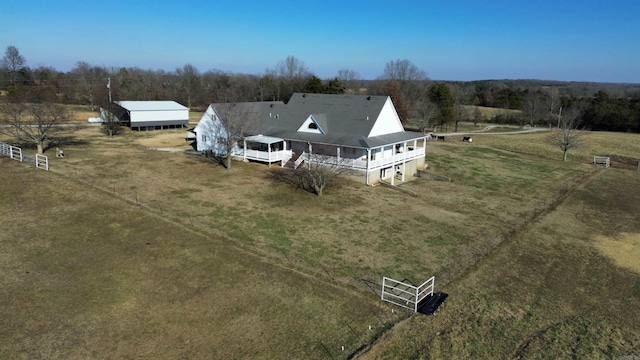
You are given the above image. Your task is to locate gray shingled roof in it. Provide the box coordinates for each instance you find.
[210,93,425,149]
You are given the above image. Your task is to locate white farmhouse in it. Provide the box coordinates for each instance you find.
[192,93,427,185]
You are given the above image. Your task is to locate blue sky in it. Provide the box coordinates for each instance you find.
[2,0,639,83]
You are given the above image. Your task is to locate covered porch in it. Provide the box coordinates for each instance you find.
[293,137,427,185]
[235,135,293,166]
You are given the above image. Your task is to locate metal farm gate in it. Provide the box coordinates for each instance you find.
[0,142,49,171]
[381,276,434,312]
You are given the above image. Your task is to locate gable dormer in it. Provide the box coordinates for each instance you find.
[297,114,325,134]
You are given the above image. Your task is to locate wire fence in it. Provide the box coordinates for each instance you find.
[436,168,597,288]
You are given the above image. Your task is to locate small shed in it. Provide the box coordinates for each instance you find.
[114,101,189,131]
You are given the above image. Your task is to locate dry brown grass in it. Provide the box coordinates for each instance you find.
[462,105,522,121]
[0,158,395,359]
[595,233,640,273]
[2,124,639,358]
[190,111,204,122]
[464,130,640,165]
[358,168,640,359]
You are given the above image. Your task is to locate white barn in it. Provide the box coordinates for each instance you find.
[113,101,189,131]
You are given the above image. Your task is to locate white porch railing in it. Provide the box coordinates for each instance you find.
[301,146,425,172]
[368,147,425,170]
[235,149,293,164]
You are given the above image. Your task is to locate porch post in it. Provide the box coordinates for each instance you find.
[243,139,247,161]
[391,165,395,185]
[366,148,371,185]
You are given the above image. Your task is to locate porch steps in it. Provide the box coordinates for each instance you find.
[285,152,303,169]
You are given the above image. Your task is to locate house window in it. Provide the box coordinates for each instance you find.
[202,135,207,142]
[308,123,318,130]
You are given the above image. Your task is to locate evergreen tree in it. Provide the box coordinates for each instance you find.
[428,83,454,130]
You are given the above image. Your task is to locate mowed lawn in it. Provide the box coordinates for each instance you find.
[1,125,639,358]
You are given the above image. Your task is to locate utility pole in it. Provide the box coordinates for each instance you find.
[106,77,113,126]
[107,77,112,103]
[557,106,562,129]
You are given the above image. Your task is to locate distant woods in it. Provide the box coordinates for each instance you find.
[449,80,640,132]
[1,45,639,133]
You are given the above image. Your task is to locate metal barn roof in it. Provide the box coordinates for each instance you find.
[117,101,189,111]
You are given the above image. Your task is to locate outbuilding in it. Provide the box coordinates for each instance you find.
[112,100,189,131]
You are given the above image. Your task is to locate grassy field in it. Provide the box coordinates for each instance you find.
[0,158,396,359]
[358,168,640,359]
[462,104,522,121]
[1,123,639,358]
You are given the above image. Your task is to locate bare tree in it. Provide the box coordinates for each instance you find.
[380,59,427,83]
[202,69,232,102]
[274,55,310,79]
[473,107,483,125]
[294,155,349,196]
[0,102,82,153]
[545,87,560,117]
[176,64,201,108]
[453,103,469,132]
[2,45,26,86]
[29,65,59,102]
[69,61,107,110]
[546,105,587,161]
[522,91,545,126]
[414,98,437,134]
[336,68,360,93]
[270,56,310,101]
[204,102,260,171]
[379,59,429,106]
[452,90,470,132]
[114,66,161,101]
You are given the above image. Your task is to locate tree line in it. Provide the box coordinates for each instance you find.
[1,45,639,133]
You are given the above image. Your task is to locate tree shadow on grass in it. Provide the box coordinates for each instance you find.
[43,136,91,154]
[264,167,303,189]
